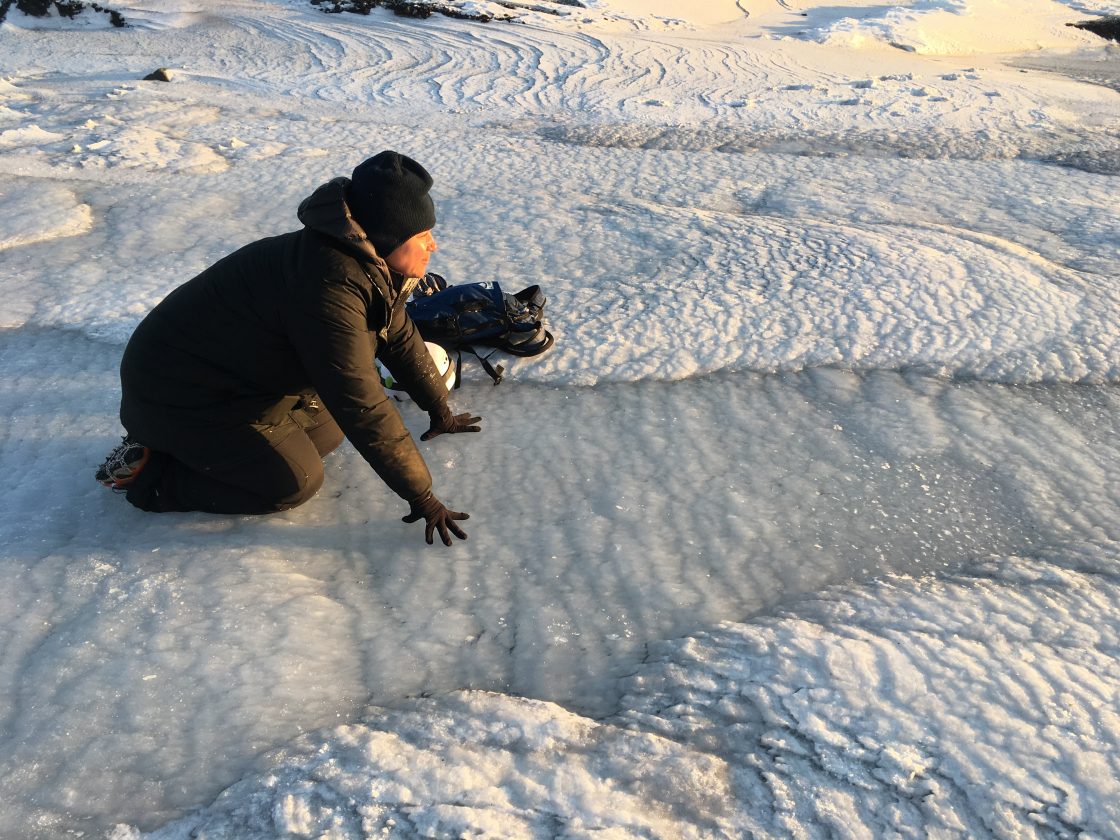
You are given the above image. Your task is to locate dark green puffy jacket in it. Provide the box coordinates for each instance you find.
[120,177,447,504]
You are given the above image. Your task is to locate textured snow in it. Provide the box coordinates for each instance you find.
[130,544,1120,840]
[790,0,1106,55]
[0,0,1118,838]
[0,181,92,254]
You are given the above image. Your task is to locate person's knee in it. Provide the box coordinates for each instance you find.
[310,417,344,458]
[272,459,325,511]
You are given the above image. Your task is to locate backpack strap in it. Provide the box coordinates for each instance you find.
[501,329,554,357]
[452,348,463,390]
[448,345,506,387]
[461,344,505,385]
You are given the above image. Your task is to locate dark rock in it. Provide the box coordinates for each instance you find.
[143,68,173,82]
[91,2,125,25]
[0,0,126,25]
[312,0,512,23]
[1068,16,1120,43]
[15,0,52,15]
[385,1,433,18]
[53,0,84,17]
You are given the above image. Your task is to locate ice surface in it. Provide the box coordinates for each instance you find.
[126,543,1120,840]
[4,328,1119,836]
[0,0,1118,837]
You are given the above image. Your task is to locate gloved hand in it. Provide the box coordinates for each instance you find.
[421,402,482,441]
[402,491,470,546]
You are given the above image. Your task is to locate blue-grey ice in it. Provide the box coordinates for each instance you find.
[0,0,1118,837]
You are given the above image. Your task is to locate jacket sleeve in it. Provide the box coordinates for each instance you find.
[378,299,450,413]
[286,273,433,504]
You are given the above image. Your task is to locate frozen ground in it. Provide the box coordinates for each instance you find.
[1,0,1119,837]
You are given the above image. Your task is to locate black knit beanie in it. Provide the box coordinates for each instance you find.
[348,151,437,257]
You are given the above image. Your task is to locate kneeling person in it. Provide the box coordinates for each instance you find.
[96,150,481,546]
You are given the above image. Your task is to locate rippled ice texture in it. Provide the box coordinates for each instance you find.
[0,0,1118,837]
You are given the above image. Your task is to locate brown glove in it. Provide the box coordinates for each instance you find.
[402,492,470,546]
[421,401,482,441]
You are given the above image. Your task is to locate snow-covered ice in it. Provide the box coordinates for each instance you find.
[0,0,1118,837]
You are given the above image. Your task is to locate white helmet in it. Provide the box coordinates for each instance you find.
[377,341,456,400]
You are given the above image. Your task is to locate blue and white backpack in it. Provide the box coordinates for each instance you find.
[405,273,554,385]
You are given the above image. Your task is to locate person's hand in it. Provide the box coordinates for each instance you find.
[421,402,482,441]
[402,492,470,545]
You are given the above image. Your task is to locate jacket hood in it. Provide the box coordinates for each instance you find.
[297,177,381,264]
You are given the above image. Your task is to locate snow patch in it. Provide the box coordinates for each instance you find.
[0,124,66,147]
[72,123,227,172]
[798,0,1103,55]
[0,180,92,253]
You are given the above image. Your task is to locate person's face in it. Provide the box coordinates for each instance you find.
[385,229,437,278]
